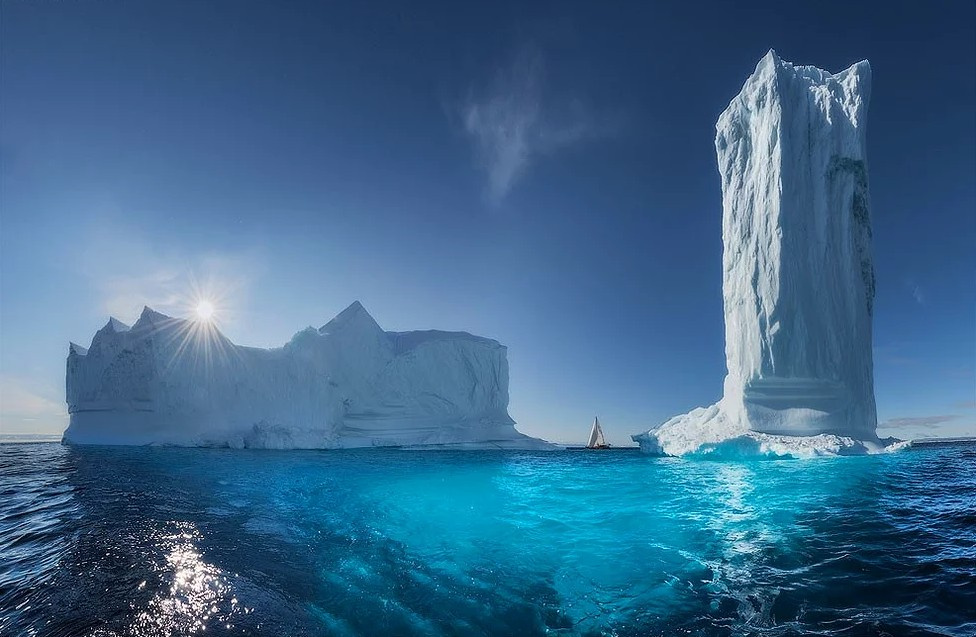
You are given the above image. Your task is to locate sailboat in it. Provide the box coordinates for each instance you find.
[586,417,611,449]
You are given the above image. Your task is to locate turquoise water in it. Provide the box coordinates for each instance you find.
[1,443,974,636]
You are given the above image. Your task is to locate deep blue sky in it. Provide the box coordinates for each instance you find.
[2,1,974,443]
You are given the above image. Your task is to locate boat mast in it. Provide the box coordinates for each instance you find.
[587,417,606,448]
[587,417,597,447]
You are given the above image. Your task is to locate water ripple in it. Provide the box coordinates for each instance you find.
[1,442,974,636]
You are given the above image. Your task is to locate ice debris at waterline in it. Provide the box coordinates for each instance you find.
[634,51,902,458]
[64,301,553,449]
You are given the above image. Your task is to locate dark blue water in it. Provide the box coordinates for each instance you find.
[1,442,973,636]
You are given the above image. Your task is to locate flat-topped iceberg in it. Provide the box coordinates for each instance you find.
[64,301,553,449]
[634,50,899,458]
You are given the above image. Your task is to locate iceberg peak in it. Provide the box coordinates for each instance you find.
[133,306,174,330]
[69,342,88,356]
[105,317,131,333]
[759,48,781,67]
[319,300,383,336]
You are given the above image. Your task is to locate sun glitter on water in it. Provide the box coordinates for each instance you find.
[195,300,215,322]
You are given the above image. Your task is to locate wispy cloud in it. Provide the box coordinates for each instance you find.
[460,44,609,203]
[879,414,958,429]
[0,375,67,434]
[99,267,183,321]
[872,343,917,366]
[95,256,255,326]
[79,223,263,327]
[904,277,925,304]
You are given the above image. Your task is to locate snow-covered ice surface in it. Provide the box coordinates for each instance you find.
[634,51,901,458]
[635,402,911,459]
[64,301,553,449]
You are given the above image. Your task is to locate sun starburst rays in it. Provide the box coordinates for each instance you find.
[195,300,215,321]
[146,276,249,382]
[154,314,248,383]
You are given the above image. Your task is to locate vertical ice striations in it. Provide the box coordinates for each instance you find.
[64,302,552,449]
[634,51,884,456]
[719,50,876,438]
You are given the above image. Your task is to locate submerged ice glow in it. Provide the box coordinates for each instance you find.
[2,443,974,636]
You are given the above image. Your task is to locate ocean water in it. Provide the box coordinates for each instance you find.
[1,443,973,637]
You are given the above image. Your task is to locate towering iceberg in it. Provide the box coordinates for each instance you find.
[64,301,553,449]
[634,51,888,457]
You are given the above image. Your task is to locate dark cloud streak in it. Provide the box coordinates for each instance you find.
[879,414,959,429]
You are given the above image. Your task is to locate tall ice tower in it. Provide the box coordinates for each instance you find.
[635,51,879,454]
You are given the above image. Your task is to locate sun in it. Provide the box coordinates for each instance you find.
[194,300,215,321]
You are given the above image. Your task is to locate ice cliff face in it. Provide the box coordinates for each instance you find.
[634,50,885,457]
[64,302,552,449]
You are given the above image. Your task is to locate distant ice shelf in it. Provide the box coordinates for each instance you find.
[64,301,554,450]
[634,50,902,458]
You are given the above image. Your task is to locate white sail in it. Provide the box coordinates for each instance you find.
[587,417,607,448]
